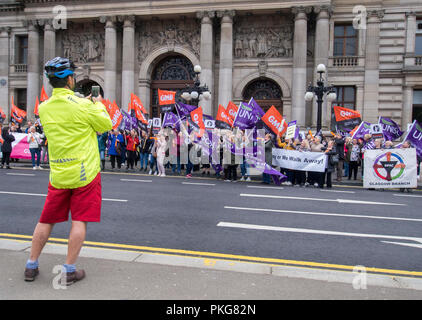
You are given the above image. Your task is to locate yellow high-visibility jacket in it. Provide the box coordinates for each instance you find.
[39,88,112,189]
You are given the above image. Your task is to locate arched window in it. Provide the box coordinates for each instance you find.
[242,78,283,115]
[150,55,195,117]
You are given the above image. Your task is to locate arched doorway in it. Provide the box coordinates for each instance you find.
[75,79,104,98]
[242,78,283,115]
[150,54,195,117]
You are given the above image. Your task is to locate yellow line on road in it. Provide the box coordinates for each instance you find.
[1,232,421,278]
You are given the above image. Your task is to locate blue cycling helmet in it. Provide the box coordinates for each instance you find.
[44,57,76,79]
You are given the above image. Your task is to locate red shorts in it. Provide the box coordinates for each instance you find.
[40,173,102,224]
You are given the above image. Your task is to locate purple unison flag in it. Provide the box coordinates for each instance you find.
[248,97,265,118]
[351,121,372,140]
[233,102,259,130]
[175,102,198,119]
[162,112,180,129]
[379,117,403,141]
[403,120,422,158]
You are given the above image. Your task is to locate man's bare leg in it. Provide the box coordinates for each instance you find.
[29,222,55,261]
[66,221,87,265]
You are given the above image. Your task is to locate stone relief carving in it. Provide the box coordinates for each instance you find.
[61,23,105,63]
[234,15,294,59]
[138,18,200,62]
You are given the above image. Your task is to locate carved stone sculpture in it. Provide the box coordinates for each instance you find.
[233,14,294,59]
[138,18,201,61]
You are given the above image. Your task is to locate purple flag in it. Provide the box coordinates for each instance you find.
[233,102,259,130]
[351,121,372,140]
[248,97,265,118]
[162,112,180,129]
[379,117,403,141]
[175,102,198,119]
[402,120,422,158]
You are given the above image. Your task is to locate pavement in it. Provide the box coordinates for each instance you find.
[1,160,422,301]
[1,239,422,300]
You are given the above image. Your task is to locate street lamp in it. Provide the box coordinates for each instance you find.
[305,64,337,133]
[181,65,211,106]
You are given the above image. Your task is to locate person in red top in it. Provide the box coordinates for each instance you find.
[126,129,140,171]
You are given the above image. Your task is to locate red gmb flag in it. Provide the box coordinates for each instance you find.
[40,85,49,102]
[34,96,40,116]
[11,96,27,123]
[0,106,6,119]
[261,105,287,135]
[108,100,123,130]
[130,93,147,114]
[333,105,361,122]
[225,101,238,126]
[158,89,176,106]
[190,106,205,128]
[190,106,205,137]
[130,93,148,120]
[215,104,232,129]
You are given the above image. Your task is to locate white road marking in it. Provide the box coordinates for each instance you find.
[224,206,422,222]
[120,179,152,183]
[217,222,422,243]
[182,182,216,186]
[6,173,36,177]
[393,194,422,198]
[0,191,46,197]
[102,198,128,202]
[319,189,355,194]
[247,185,284,190]
[0,191,127,202]
[239,193,405,206]
[381,241,422,249]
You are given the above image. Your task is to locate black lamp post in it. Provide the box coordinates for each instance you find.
[305,64,337,133]
[181,65,211,107]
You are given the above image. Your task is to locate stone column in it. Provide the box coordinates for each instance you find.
[402,85,413,129]
[121,15,135,111]
[363,10,384,123]
[217,10,235,108]
[291,6,311,127]
[0,27,10,122]
[41,19,56,97]
[26,20,40,122]
[313,5,331,129]
[100,16,117,102]
[197,11,215,116]
[404,11,417,67]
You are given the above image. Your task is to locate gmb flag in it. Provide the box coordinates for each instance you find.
[333,106,361,132]
[261,106,288,136]
[215,104,232,129]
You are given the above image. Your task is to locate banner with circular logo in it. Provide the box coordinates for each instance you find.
[363,148,417,188]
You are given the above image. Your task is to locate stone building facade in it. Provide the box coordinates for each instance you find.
[1,0,422,130]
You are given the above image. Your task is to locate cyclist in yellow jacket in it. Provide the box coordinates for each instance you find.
[24,57,112,285]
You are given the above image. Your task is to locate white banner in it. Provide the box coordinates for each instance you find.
[272,148,327,172]
[363,148,417,189]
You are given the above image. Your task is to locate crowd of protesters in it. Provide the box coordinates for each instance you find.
[92,125,421,189]
[1,121,421,191]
